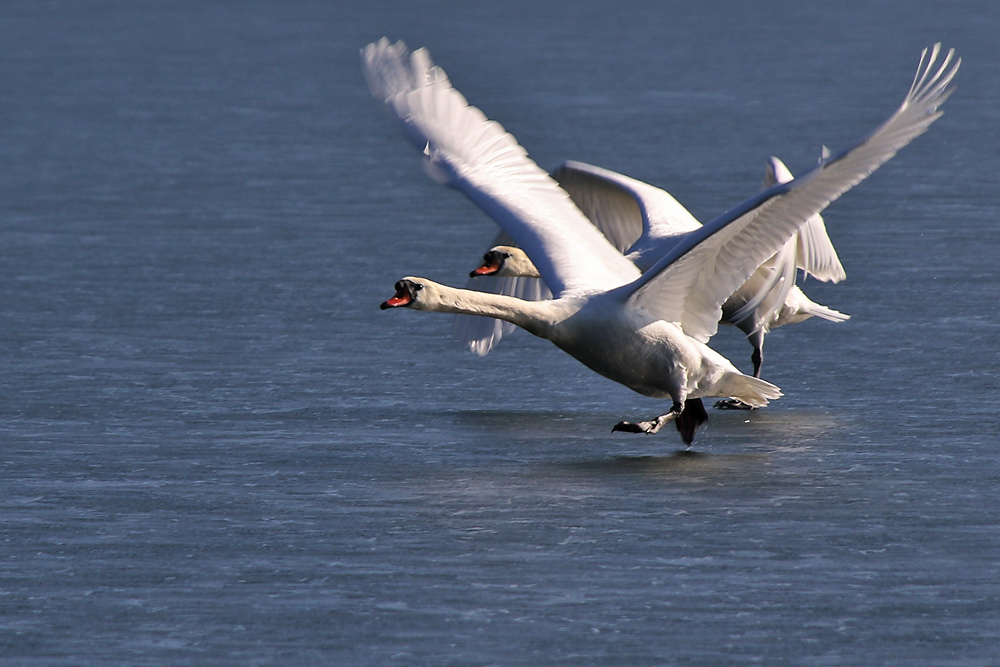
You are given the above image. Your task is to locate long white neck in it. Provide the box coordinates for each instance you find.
[411,278,568,338]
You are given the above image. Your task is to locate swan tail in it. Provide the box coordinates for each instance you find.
[714,373,783,408]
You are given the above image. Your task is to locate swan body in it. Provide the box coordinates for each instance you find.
[364,38,959,444]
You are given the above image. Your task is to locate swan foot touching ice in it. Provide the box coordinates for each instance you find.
[612,398,709,446]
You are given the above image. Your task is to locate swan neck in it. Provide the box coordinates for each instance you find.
[429,282,556,336]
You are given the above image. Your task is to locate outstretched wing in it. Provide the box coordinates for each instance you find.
[362,38,639,297]
[623,44,959,343]
[552,161,702,254]
[764,156,847,283]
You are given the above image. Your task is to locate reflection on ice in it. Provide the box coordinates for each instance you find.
[450,405,850,452]
[566,451,772,482]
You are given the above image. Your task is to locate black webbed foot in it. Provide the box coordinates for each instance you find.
[612,414,674,434]
[612,420,653,434]
[612,405,682,435]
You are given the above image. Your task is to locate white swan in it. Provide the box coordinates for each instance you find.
[462,157,850,388]
[364,38,958,444]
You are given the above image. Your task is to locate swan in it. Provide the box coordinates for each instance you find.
[462,157,850,392]
[364,38,958,445]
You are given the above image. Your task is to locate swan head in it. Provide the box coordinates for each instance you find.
[380,277,426,310]
[381,277,457,311]
[469,245,540,279]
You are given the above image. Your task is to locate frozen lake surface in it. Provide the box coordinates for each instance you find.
[1,1,998,664]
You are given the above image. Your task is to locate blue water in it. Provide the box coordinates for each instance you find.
[2,1,999,664]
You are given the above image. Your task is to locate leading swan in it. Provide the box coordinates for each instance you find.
[364,39,958,445]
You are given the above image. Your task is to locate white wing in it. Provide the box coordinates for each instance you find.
[624,44,958,343]
[764,156,847,283]
[362,38,639,296]
[552,161,702,254]
[723,240,799,327]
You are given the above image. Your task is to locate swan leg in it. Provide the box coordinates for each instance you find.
[751,343,763,378]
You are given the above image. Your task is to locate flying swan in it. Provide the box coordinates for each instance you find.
[364,39,958,445]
